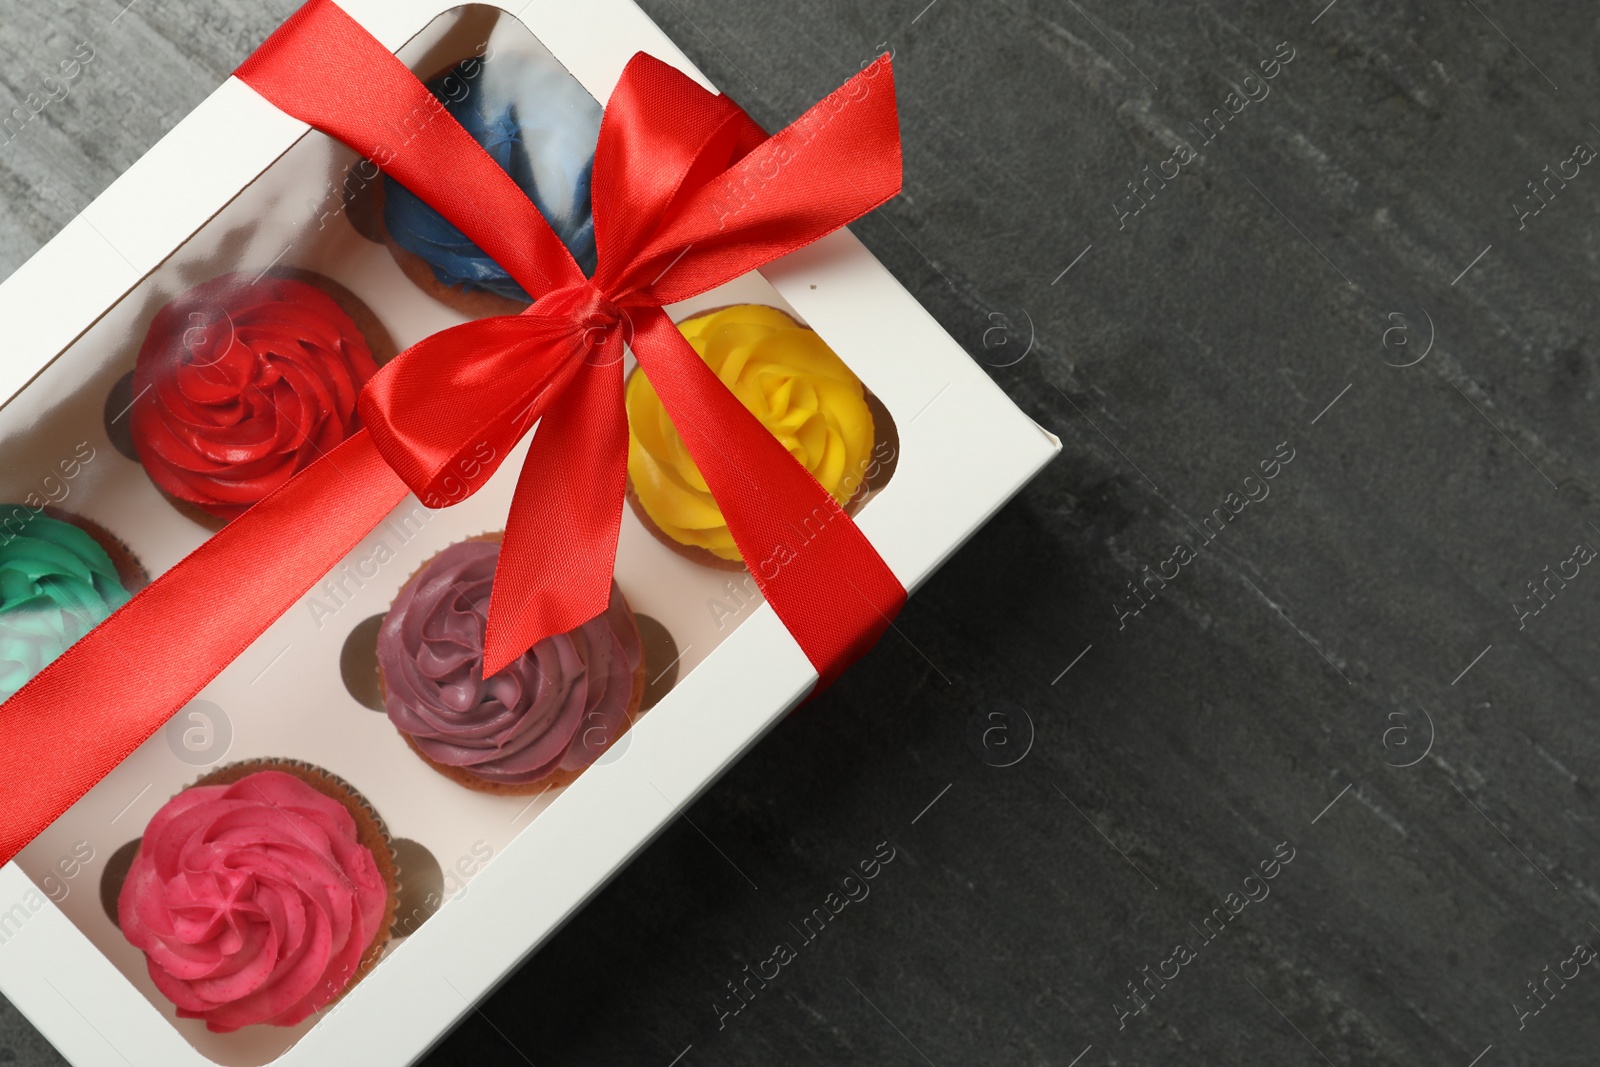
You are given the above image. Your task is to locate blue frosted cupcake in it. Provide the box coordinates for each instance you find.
[379,51,602,317]
[0,506,144,702]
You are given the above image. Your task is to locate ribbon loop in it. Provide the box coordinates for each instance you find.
[356,282,634,509]
[601,54,901,307]
[357,313,580,507]
[589,54,766,295]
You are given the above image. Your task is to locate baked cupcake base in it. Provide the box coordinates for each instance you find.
[368,180,533,320]
[153,486,232,534]
[276,267,399,366]
[396,671,643,797]
[624,473,746,572]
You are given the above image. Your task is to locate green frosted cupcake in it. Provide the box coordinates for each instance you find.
[0,505,142,701]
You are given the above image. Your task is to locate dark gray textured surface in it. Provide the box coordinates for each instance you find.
[4,0,1600,1064]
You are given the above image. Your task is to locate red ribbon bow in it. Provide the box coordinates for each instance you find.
[0,0,908,863]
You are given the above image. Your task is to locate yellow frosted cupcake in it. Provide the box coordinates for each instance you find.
[625,305,879,568]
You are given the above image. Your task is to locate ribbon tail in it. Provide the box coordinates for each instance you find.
[608,54,903,306]
[630,308,904,690]
[358,311,587,505]
[485,354,628,676]
[0,432,409,864]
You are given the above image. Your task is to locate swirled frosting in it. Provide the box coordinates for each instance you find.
[626,306,876,561]
[0,508,129,701]
[130,273,378,521]
[117,770,389,1032]
[382,52,602,300]
[378,540,642,785]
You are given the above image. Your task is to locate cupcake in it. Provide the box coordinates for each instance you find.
[116,761,397,1033]
[377,536,644,794]
[374,52,602,317]
[625,305,883,568]
[128,270,392,529]
[0,504,143,702]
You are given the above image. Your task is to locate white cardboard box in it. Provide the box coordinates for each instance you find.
[0,1,1059,1064]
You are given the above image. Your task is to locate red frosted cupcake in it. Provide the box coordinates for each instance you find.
[129,270,393,528]
[117,761,397,1032]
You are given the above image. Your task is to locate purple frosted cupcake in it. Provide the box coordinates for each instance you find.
[377,535,644,794]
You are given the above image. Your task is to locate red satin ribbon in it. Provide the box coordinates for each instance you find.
[0,0,908,863]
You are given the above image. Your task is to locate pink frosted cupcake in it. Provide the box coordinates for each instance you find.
[116,762,397,1032]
